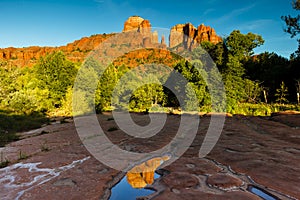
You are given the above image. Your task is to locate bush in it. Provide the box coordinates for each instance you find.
[231,103,300,116]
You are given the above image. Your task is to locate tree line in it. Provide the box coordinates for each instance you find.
[0,29,299,117]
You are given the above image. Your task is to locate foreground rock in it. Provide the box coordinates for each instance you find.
[0,113,299,199]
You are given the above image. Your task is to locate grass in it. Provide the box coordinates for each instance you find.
[0,160,9,168]
[18,150,29,160]
[41,144,50,152]
[41,140,50,152]
[232,103,300,116]
[0,130,19,147]
[0,152,9,168]
[0,110,49,147]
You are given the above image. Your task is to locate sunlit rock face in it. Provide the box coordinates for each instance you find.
[122,16,163,48]
[0,34,112,67]
[0,16,222,67]
[169,23,222,49]
[126,156,170,189]
[122,16,151,40]
[122,16,148,32]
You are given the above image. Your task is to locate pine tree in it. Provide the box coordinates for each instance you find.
[275,81,289,104]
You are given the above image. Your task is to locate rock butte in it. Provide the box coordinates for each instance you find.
[0,16,222,68]
[170,23,222,49]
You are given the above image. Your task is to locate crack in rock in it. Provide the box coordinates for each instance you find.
[0,156,90,200]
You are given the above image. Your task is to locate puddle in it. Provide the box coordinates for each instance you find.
[110,156,170,200]
[109,172,160,200]
[247,185,279,200]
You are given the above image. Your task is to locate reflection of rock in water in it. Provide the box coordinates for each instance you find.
[126,156,170,189]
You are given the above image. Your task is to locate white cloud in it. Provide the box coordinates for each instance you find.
[203,8,215,16]
[237,19,275,31]
[212,3,256,24]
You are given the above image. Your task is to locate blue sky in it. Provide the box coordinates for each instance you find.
[0,0,298,58]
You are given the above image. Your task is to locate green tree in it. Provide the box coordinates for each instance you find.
[296,79,300,104]
[75,62,99,108]
[172,60,210,110]
[243,79,263,103]
[275,81,289,104]
[201,41,226,69]
[225,30,264,60]
[0,65,22,103]
[222,30,264,111]
[33,51,78,108]
[0,65,55,113]
[244,52,290,102]
[282,0,300,38]
[282,0,300,57]
[111,65,167,112]
[282,1,300,103]
[62,86,92,116]
[129,83,166,111]
[95,64,128,112]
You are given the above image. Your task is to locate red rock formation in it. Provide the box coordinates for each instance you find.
[0,16,222,68]
[169,23,222,49]
[151,31,159,44]
[170,24,186,48]
[123,16,152,37]
[138,19,151,36]
[143,37,152,48]
[123,16,161,48]
[123,16,146,32]
[0,34,114,67]
[161,35,167,48]
[113,48,181,68]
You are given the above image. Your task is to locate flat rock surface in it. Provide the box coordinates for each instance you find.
[0,113,299,200]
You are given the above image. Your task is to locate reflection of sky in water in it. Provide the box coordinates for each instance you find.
[248,186,277,200]
[109,173,160,200]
